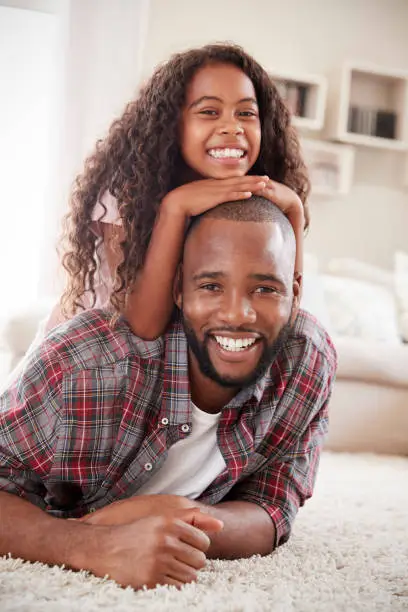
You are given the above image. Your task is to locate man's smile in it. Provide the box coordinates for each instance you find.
[207,333,264,364]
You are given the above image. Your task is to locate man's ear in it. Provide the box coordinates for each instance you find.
[290,272,302,324]
[173,263,183,310]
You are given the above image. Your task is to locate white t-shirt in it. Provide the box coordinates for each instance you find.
[137,403,227,500]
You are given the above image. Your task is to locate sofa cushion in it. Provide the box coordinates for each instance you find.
[322,275,400,344]
[326,257,394,288]
[301,272,333,335]
[334,335,408,389]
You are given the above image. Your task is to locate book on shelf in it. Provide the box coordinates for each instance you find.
[274,80,308,118]
[347,106,396,139]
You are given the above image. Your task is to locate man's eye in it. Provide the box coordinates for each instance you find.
[254,286,277,294]
[200,283,221,291]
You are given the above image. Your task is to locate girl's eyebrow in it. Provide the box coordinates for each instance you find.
[188,96,258,109]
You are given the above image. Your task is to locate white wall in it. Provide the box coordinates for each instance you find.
[45,0,150,296]
[63,0,149,172]
[142,0,408,270]
[0,5,60,313]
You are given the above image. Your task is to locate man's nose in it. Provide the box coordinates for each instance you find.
[218,292,256,327]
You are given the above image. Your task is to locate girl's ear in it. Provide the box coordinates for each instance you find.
[290,272,302,324]
[173,264,183,309]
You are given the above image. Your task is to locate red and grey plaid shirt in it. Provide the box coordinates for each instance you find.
[0,309,336,546]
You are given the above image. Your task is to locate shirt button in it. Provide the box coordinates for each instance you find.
[161,417,169,426]
[144,462,153,471]
[181,424,190,433]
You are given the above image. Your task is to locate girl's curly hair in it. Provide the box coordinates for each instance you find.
[60,42,310,317]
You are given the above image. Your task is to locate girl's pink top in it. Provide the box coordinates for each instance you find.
[44,191,120,334]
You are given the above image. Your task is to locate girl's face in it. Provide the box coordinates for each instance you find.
[180,62,261,180]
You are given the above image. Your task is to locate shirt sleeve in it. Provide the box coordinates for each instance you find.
[0,343,62,509]
[91,190,121,237]
[230,343,337,548]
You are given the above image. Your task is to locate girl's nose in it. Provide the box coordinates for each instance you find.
[218,122,244,135]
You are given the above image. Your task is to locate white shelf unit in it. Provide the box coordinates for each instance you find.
[301,139,355,197]
[326,63,408,151]
[269,70,327,131]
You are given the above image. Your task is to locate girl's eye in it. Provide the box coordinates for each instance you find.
[239,110,257,117]
[199,109,218,116]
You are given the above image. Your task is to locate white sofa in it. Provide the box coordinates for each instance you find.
[302,254,408,456]
[325,335,408,455]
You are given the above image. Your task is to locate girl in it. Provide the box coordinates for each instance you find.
[52,43,309,339]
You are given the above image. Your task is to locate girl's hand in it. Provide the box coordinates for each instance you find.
[254,179,304,221]
[162,175,269,218]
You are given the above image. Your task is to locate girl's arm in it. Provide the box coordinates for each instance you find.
[123,203,186,340]
[256,181,305,281]
[101,211,184,341]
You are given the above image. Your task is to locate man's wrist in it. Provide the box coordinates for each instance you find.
[61,521,109,573]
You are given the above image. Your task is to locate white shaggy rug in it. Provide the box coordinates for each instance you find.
[1,452,407,611]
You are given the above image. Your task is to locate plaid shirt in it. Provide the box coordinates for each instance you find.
[0,309,336,546]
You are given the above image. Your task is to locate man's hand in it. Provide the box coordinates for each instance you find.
[79,494,198,526]
[91,508,224,590]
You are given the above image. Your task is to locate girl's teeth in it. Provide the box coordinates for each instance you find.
[214,336,257,352]
[208,148,244,159]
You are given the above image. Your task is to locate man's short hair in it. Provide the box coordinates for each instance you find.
[186,195,295,247]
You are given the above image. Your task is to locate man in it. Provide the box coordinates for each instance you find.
[0,196,336,590]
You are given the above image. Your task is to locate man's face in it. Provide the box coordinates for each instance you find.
[175,218,299,389]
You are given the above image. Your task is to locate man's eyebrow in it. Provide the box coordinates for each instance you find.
[192,271,286,284]
[188,96,258,109]
[250,273,285,285]
[192,271,226,282]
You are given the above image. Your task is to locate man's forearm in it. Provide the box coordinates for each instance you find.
[0,492,100,571]
[195,500,275,559]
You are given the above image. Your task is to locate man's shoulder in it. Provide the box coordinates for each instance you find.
[290,308,337,366]
[36,309,164,375]
[254,310,337,412]
[267,309,337,386]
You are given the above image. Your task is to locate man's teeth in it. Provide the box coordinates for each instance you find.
[208,148,245,159]
[214,336,257,352]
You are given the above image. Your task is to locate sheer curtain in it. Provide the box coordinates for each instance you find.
[0,6,59,316]
[0,1,150,320]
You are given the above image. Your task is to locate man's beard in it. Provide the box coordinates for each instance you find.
[182,315,293,389]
